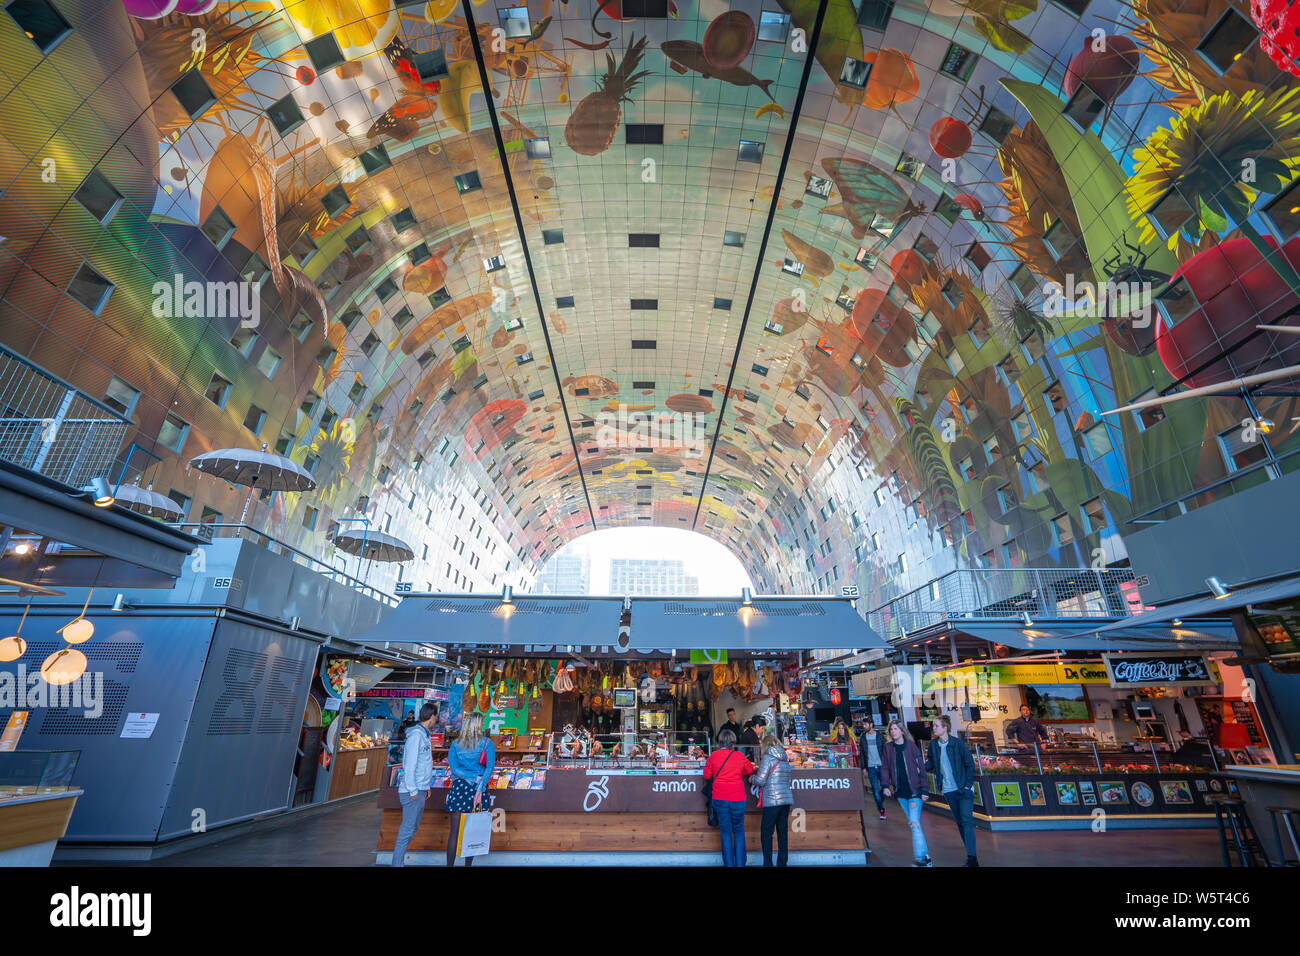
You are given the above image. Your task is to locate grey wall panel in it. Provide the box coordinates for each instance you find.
[0,610,216,841]
[1124,470,1300,604]
[157,617,318,840]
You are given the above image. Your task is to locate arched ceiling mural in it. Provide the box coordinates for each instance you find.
[1,0,1298,605]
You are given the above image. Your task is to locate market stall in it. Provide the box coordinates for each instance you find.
[358,593,888,864]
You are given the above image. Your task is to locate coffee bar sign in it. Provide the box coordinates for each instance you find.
[1102,654,1216,688]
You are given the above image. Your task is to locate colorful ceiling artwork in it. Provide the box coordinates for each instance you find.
[1,0,1298,611]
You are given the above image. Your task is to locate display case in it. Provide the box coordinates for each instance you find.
[548,731,710,772]
[0,749,79,797]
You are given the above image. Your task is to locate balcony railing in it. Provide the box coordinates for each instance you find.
[867,567,1139,639]
[0,343,129,487]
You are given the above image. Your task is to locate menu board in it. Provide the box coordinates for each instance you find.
[1247,602,1300,659]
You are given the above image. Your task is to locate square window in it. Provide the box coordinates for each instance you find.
[257,346,281,378]
[738,140,765,163]
[374,276,398,301]
[1011,410,1033,440]
[102,375,140,418]
[524,137,551,159]
[170,69,216,120]
[869,213,896,238]
[304,32,346,72]
[1052,513,1075,547]
[978,105,1015,142]
[158,412,190,453]
[516,352,534,365]
[454,170,482,193]
[343,227,371,256]
[498,5,531,37]
[413,49,448,82]
[1263,180,1300,240]
[409,242,431,265]
[853,247,878,270]
[484,254,506,273]
[428,286,452,309]
[230,327,258,357]
[1044,380,1067,413]
[504,316,524,331]
[66,262,114,314]
[723,230,745,247]
[360,332,381,356]
[200,205,237,250]
[1129,389,1166,431]
[629,232,659,247]
[934,193,964,224]
[806,175,833,198]
[1010,264,1038,297]
[452,335,471,353]
[965,241,991,272]
[266,93,305,136]
[391,207,417,233]
[1021,330,1046,364]
[73,168,123,225]
[290,311,313,342]
[630,298,657,310]
[1082,422,1113,458]
[622,0,667,15]
[6,0,70,53]
[417,349,436,369]
[856,0,894,30]
[1145,188,1196,240]
[205,372,232,407]
[764,319,784,335]
[1216,423,1268,473]
[555,295,574,308]
[1063,83,1106,130]
[1196,7,1259,74]
[895,152,925,180]
[838,56,872,88]
[782,258,805,277]
[1081,497,1107,533]
[289,231,318,265]
[625,123,664,144]
[243,404,266,434]
[1051,0,1090,13]
[713,296,732,310]
[940,278,964,306]
[392,305,414,328]
[321,184,350,218]
[542,228,564,245]
[752,362,769,376]
[940,42,978,81]
[757,10,789,40]
[358,144,391,175]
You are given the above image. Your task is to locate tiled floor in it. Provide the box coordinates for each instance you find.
[119,799,1225,867]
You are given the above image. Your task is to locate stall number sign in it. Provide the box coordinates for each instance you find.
[210,577,243,591]
[1103,654,1214,688]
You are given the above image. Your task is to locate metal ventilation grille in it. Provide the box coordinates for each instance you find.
[256,656,306,735]
[755,602,827,617]
[16,641,143,673]
[36,680,130,735]
[664,602,743,615]
[206,648,264,735]
[424,599,591,614]
[662,601,827,616]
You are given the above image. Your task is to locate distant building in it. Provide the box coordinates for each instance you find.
[535,552,590,594]
[609,558,700,596]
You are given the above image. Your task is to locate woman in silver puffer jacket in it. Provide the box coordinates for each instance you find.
[753,735,794,866]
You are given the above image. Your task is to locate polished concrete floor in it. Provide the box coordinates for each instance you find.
[108,798,1224,867]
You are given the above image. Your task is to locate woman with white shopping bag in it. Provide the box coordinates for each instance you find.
[445,713,495,866]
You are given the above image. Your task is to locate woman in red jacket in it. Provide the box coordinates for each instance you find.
[703,729,755,866]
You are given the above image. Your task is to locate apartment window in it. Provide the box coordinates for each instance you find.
[1021,331,1046,364]
[855,0,894,30]
[274,431,293,456]
[7,0,70,52]
[235,401,264,438]
[205,372,232,407]
[1052,513,1075,547]
[1217,423,1269,473]
[1044,380,1067,413]
[300,390,321,419]
[1002,540,1021,568]
[413,48,447,82]
[983,435,1003,460]
[319,407,337,432]
[74,169,124,225]
[302,506,318,531]
[978,105,1014,143]
[358,144,392,175]
[321,184,350,218]
[1011,410,1034,441]
[304,32,347,72]
[838,56,872,88]
[542,228,564,245]
[965,242,991,273]
[996,485,1015,513]
[374,276,398,302]
[345,225,371,252]
[516,352,534,365]
[958,456,976,481]
[1042,218,1078,261]
[1080,497,1107,533]
[764,320,784,335]
[158,412,190,453]
[940,42,978,81]
[66,263,114,314]
[1263,180,1300,241]
[1083,422,1113,458]
[170,69,216,119]
[348,379,367,403]
[454,170,482,194]
[1130,390,1167,431]
[524,136,550,159]
[200,205,237,250]
[1196,7,1258,74]
[1063,83,1106,130]
[266,93,305,136]
[316,345,337,370]
[738,140,765,163]
[229,327,258,358]
[723,230,745,247]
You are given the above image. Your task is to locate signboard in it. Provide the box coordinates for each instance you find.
[688,649,727,665]
[0,711,28,751]
[852,667,896,698]
[923,662,1109,690]
[1102,654,1216,688]
[1247,602,1300,659]
[120,712,160,739]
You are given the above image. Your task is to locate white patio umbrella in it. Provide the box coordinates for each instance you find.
[332,529,415,563]
[189,443,317,530]
[113,480,185,521]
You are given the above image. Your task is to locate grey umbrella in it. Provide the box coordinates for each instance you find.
[189,443,317,528]
[114,481,185,521]
[332,529,415,563]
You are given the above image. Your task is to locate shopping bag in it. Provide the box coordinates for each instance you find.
[456,810,493,857]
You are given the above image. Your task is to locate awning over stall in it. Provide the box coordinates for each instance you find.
[351,593,889,653]
[946,620,1239,652]
[1094,575,1300,630]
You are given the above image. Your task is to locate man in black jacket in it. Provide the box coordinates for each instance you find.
[925,715,979,866]
[857,717,888,819]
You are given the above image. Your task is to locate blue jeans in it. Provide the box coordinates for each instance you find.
[714,799,747,867]
[393,789,427,866]
[900,796,929,862]
[945,789,977,859]
[865,766,885,813]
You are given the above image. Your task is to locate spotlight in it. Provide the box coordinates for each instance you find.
[1021,611,1033,626]
[501,585,513,604]
[12,542,31,556]
[741,587,753,606]
[1171,618,1183,627]
[89,477,114,508]
[112,594,127,611]
[1206,576,1230,599]
[1255,417,1275,434]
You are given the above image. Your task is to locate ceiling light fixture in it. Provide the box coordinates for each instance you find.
[1206,576,1230,599]
[0,604,30,662]
[1021,611,1033,626]
[89,477,114,507]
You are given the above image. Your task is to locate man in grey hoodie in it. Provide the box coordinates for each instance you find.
[392,702,438,866]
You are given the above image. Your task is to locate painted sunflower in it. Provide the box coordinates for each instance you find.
[1125,86,1300,250]
[309,417,355,503]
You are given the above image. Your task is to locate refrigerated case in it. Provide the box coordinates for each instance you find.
[638,701,674,732]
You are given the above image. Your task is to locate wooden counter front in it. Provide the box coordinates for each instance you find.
[376,766,868,859]
[328,746,388,800]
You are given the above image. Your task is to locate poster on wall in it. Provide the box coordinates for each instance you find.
[1026,781,1046,806]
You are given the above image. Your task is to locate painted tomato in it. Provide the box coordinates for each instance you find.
[849,288,917,367]
[890,248,928,290]
[1063,34,1140,104]
[929,117,971,159]
[1155,237,1300,388]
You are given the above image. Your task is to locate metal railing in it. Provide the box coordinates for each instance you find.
[867,567,1138,637]
[0,343,130,487]
[167,521,400,607]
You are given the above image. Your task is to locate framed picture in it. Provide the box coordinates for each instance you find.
[992,781,1023,807]
[1097,781,1128,805]
[1195,779,1208,793]
[1160,780,1193,805]
[1228,749,1251,766]
[972,782,984,807]
[1082,790,1097,806]
[1131,781,1156,807]
[1026,781,1046,806]
[1024,684,1092,722]
[1079,780,1096,796]
[1056,782,1080,806]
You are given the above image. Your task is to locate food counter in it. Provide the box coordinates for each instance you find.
[0,750,81,865]
[375,736,870,864]
[926,744,1220,830]
[327,735,389,800]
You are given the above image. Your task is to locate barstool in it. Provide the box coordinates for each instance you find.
[1265,807,1300,867]
[1205,793,1264,867]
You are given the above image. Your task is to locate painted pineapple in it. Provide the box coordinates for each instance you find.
[565,34,650,156]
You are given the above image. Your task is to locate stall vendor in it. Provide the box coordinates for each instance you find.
[1005,704,1049,748]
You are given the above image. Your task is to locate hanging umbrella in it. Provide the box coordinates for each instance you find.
[332,529,415,563]
[189,443,316,528]
[114,481,185,521]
